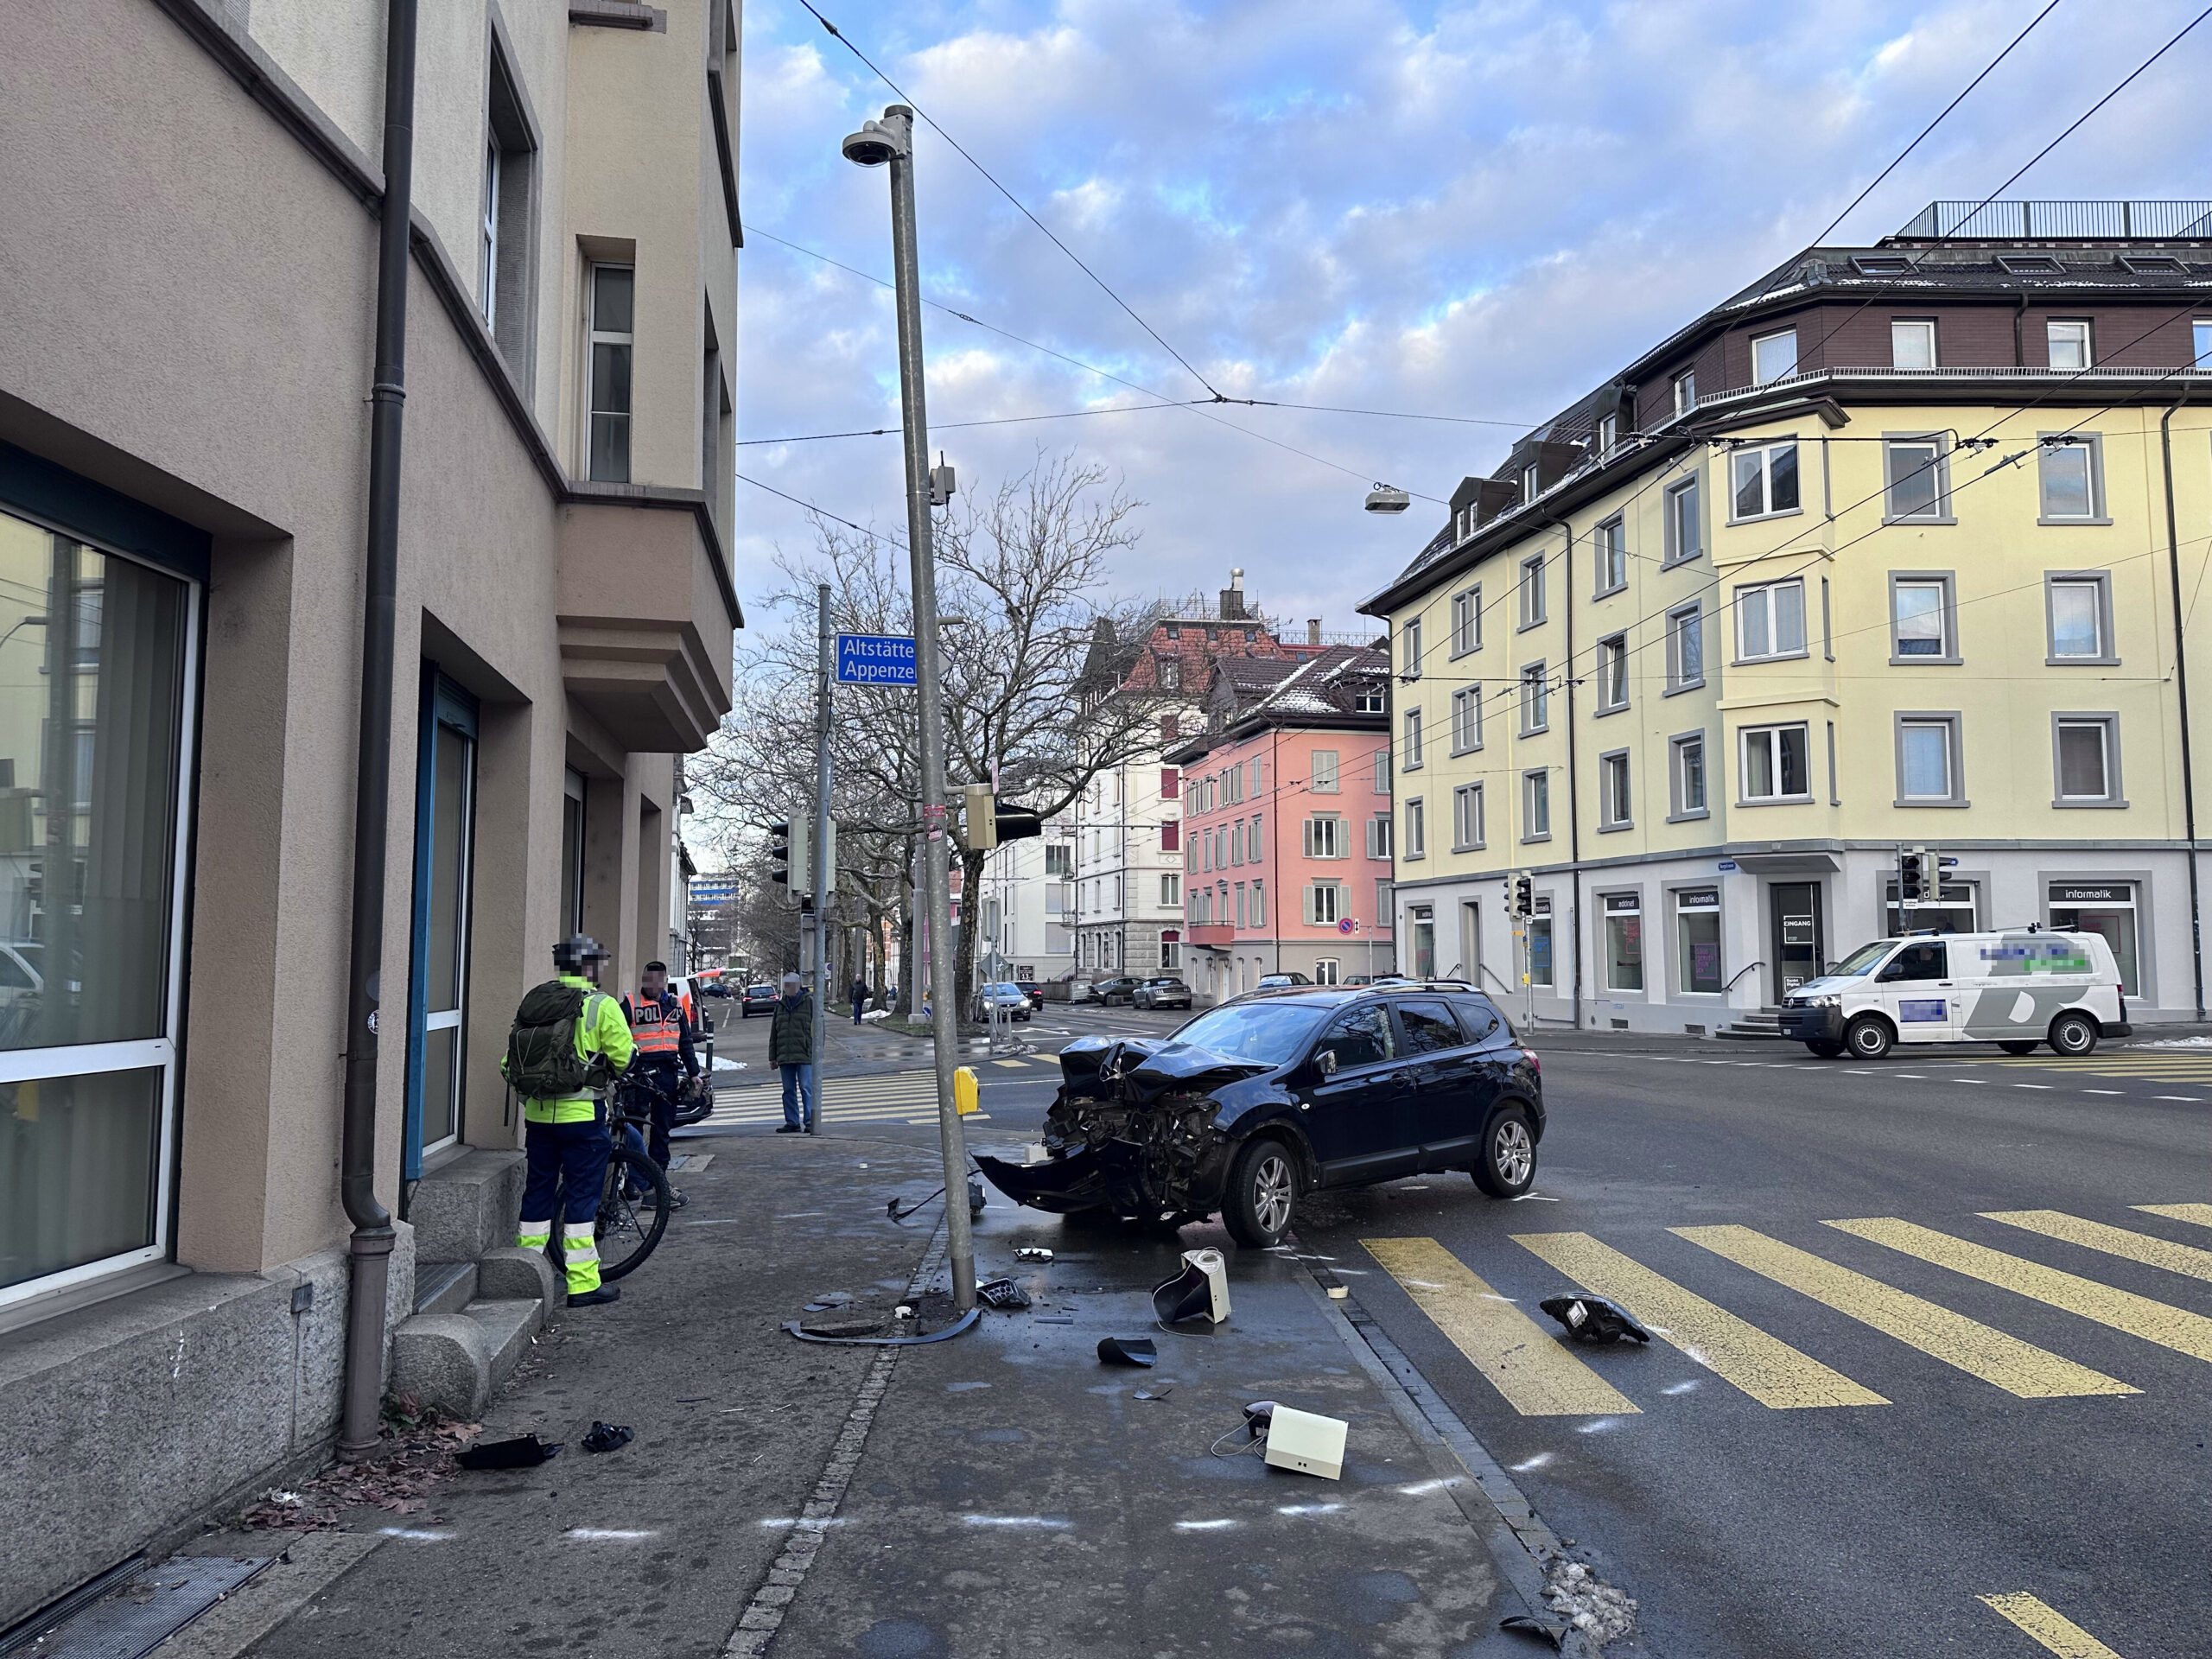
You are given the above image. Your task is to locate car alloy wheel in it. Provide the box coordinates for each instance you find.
[1493,1118,1534,1187]
[1846,1015,1892,1060]
[1251,1151,1294,1236]
[1473,1103,1537,1198]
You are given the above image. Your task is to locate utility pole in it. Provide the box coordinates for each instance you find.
[808,582,833,1132]
[845,105,975,1311]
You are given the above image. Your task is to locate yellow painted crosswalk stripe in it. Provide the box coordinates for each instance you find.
[1827,1217,2212,1364]
[2135,1201,2212,1230]
[1673,1225,2134,1400]
[1512,1232,1887,1409]
[1362,1237,1638,1418]
[1979,1592,2128,1658]
[1985,1211,2212,1286]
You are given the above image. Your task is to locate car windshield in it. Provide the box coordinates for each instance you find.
[1159,1001,1330,1065]
[1826,941,1898,978]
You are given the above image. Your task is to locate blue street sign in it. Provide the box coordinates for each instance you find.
[835,632,918,686]
[1717,860,1739,873]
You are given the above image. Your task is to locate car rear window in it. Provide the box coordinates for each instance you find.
[1395,1000,1463,1055]
[1446,995,1503,1043]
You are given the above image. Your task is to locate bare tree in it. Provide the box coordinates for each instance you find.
[693,452,1166,1025]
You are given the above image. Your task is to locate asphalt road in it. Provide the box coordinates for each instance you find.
[703,1007,2212,1656]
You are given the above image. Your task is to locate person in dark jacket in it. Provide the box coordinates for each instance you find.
[620,960,701,1205]
[850,973,869,1025]
[770,971,817,1132]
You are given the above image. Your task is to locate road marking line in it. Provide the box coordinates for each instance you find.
[2152,1095,2202,1103]
[1510,1232,1887,1409]
[1977,1592,2128,1658]
[1673,1225,2135,1400]
[2135,1202,2212,1231]
[2083,1090,2123,1096]
[991,1059,1028,1069]
[2012,1084,2054,1090]
[1826,1217,2212,1364]
[1985,1210,2212,1286]
[1361,1237,1639,1418]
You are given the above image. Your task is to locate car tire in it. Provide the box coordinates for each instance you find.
[2048,1010,2099,1057]
[1806,1040,1844,1058]
[1471,1103,1538,1198]
[1844,1015,1894,1061]
[1998,1039,2039,1056]
[1222,1136,1300,1249]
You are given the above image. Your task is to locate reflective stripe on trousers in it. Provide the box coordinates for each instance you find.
[557,1221,602,1294]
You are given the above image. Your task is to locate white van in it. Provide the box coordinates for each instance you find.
[1777,931,2129,1060]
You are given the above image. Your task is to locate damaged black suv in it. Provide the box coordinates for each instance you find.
[976,983,1543,1248]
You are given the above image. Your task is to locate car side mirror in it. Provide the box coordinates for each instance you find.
[1315,1049,1339,1077]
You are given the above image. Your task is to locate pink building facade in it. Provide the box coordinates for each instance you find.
[1169,647,1395,1004]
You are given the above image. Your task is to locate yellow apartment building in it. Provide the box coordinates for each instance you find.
[1364,200,2212,1034]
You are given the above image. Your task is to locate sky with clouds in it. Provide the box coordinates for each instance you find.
[733,0,2212,635]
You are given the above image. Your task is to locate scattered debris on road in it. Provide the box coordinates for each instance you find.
[1014,1246,1054,1262]
[1133,1385,1173,1401]
[454,1433,561,1471]
[1540,1559,1637,1645]
[1153,1248,1232,1325]
[1539,1296,1650,1344]
[1498,1612,1568,1649]
[975,1277,1032,1310]
[580,1421,634,1454]
[1096,1336,1158,1367]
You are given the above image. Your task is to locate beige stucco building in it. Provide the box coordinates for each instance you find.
[1366,202,2212,1036]
[0,0,741,1622]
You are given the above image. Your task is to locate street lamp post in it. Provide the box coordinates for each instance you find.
[843,106,975,1312]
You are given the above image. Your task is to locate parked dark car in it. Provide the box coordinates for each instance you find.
[740,982,778,1018]
[1085,976,1143,1007]
[1255,971,1311,989]
[976,984,1542,1247]
[1132,976,1192,1011]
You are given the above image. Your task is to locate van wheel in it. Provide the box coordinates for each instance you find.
[2048,1011,2099,1057]
[1222,1137,1300,1248]
[1472,1104,1538,1198]
[1998,1039,2038,1056]
[1806,1040,1844,1058]
[1845,1015,1894,1060]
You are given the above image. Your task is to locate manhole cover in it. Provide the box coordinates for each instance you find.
[12,1557,270,1658]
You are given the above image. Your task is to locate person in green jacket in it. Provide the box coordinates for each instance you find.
[506,935,635,1304]
[769,970,817,1132]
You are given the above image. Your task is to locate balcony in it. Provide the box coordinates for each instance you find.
[557,487,739,753]
[1187,922,1236,949]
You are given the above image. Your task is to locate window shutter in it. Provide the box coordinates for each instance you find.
[1160,767,1179,799]
[1160,820,1179,852]
[1303,883,1316,925]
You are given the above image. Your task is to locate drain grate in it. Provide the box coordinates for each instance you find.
[10,1557,271,1658]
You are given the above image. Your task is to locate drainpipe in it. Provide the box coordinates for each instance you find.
[339,0,419,1460]
[1550,517,1586,1029]
[2160,397,2205,1019]
[1271,728,1282,976]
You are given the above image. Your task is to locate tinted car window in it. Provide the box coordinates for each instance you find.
[1319,1003,1392,1068]
[1395,1000,1463,1056]
[1447,995,1503,1044]
[1881,943,1949,982]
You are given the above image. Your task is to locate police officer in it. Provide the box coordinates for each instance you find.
[507,934,634,1306]
[621,959,700,1207]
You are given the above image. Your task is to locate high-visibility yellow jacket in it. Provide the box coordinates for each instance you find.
[505,974,635,1124]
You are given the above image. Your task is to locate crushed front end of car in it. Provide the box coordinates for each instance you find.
[974,1035,1266,1220]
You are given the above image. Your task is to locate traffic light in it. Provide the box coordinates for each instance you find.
[1511,872,1535,918]
[1898,847,1926,908]
[768,821,810,895]
[963,784,1045,851]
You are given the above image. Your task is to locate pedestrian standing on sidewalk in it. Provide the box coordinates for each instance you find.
[850,972,869,1025]
[771,970,817,1133]
[505,935,634,1306]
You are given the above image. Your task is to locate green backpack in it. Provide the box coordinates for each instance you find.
[505,981,612,1099]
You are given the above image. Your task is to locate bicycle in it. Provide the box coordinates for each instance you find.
[547,1097,671,1285]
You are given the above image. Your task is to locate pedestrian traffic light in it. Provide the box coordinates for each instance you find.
[1898,847,1926,907]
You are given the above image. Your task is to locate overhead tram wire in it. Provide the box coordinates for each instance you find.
[795,0,1224,401]
[748,227,1465,501]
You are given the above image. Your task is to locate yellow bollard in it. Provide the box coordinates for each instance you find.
[954,1065,979,1116]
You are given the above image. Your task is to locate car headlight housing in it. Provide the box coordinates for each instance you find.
[1810,994,1840,1008]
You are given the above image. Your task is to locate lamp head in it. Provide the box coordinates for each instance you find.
[842,108,912,167]
[1363,484,1411,514]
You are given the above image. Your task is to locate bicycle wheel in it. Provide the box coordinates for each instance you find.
[594,1143,671,1281]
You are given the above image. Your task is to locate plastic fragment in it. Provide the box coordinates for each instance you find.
[1096,1337,1157,1367]
[581,1421,634,1454]
[976,1278,1032,1311]
[1498,1613,1567,1650]
[1538,1296,1650,1344]
[455,1434,561,1470]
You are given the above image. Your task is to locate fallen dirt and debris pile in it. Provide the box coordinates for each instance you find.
[1540,1558,1638,1647]
[236,1395,477,1531]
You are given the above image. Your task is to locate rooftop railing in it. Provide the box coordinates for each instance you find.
[1897,200,2212,240]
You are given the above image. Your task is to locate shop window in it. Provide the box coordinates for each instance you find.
[1675,887,1722,994]
[2048,881,2139,996]
[1604,893,1643,991]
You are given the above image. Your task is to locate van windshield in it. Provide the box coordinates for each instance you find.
[1827,941,1898,978]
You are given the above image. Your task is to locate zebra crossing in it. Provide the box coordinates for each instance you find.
[1959,1046,2212,1094]
[1363,1202,2212,1418]
[701,1056,1063,1127]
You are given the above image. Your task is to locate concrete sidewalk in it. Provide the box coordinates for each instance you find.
[136,1131,1576,1657]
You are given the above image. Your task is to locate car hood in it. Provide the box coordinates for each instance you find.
[1787,976,1859,1000]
